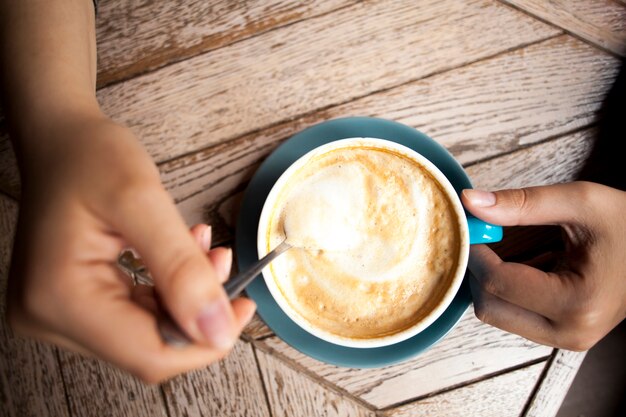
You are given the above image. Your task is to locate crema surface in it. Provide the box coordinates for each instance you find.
[266,145,462,340]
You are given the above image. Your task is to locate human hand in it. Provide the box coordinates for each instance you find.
[462,182,626,351]
[7,117,256,382]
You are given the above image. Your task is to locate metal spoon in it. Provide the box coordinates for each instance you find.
[117,240,292,346]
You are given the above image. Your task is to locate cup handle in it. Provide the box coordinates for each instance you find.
[467,216,503,244]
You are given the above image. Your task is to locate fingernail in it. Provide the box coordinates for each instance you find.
[464,189,496,208]
[202,226,212,252]
[197,300,234,349]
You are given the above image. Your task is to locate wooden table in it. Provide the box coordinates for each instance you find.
[1,1,625,416]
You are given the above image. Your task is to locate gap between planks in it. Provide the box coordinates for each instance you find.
[251,335,552,413]
[251,339,380,413]
[462,123,598,170]
[152,31,563,169]
[496,0,626,57]
[96,1,360,90]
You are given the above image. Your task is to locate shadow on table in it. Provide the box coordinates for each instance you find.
[557,57,626,417]
[577,56,626,191]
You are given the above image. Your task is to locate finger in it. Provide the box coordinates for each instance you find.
[231,298,256,327]
[208,247,233,284]
[523,251,560,270]
[109,184,237,349]
[190,224,212,253]
[461,183,590,226]
[65,295,232,383]
[469,274,558,347]
[131,284,159,315]
[468,245,570,319]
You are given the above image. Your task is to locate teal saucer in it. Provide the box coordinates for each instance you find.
[235,117,473,368]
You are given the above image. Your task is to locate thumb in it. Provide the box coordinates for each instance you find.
[461,182,590,226]
[111,185,237,350]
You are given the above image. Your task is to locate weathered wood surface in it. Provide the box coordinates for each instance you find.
[255,306,552,409]
[524,350,587,417]
[501,0,626,55]
[57,352,168,417]
[0,196,70,417]
[243,314,274,341]
[385,362,546,417]
[256,349,376,417]
[151,36,616,245]
[96,0,558,163]
[161,341,270,417]
[1,0,619,415]
[95,0,357,87]
[466,128,595,190]
[0,35,615,203]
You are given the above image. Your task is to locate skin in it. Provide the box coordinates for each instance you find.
[0,0,623,385]
[463,183,626,351]
[0,0,255,383]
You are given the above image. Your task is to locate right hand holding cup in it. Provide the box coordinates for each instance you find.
[462,181,626,351]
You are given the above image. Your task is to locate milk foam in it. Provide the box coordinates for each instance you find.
[267,146,461,339]
[283,164,367,251]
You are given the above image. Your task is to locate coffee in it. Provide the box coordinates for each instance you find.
[263,140,464,341]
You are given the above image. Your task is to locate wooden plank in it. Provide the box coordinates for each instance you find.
[255,306,552,409]
[57,352,168,417]
[385,362,546,417]
[161,341,271,417]
[243,314,274,341]
[524,350,587,417]
[466,128,595,190]
[155,36,613,245]
[501,0,626,56]
[0,196,71,417]
[255,348,375,417]
[97,0,559,163]
[95,0,357,87]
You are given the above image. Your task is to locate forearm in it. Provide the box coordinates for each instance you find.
[0,0,101,160]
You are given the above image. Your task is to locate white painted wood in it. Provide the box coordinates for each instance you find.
[256,307,552,408]
[386,362,546,417]
[501,0,626,55]
[524,350,587,417]
[256,348,375,417]
[95,0,356,86]
[96,0,558,163]
[161,341,271,417]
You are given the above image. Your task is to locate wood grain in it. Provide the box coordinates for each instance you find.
[466,127,595,190]
[155,36,612,246]
[243,314,274,341]
[57,352,168,417]
[524,350,587,417]
[385,362,545,417]
[1,35,614,202]
[256,348,375,417]
[97,0,558,163]
[161,341,270,417]
[255,306,552,409]
[0,196,70,417]
[95,0,356,87]
[501,0,626,55]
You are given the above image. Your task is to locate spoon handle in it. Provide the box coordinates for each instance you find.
[116,240,291,347]
[224,240,291,298]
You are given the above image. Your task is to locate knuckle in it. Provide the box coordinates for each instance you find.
[511,188,533,223]
[473,300,491,324]
[479,272,501,296]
